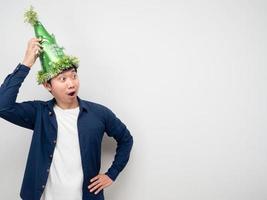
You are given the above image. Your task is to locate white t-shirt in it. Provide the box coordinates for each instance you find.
[40,105,83,200]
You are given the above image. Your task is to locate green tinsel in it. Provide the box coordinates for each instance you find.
[24,6,38,26]
[37,55,79,84]
[24,6,80,85]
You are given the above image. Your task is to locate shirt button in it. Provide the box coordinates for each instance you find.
[49,111,52,116]
[42,185,45,189]
[53,140,57,144]
[49,154,53,158]
[47,168,50,173]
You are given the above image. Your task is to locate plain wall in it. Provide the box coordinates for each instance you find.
[0,0,267,199]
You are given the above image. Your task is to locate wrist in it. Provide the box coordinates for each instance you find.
[21,61,32,68]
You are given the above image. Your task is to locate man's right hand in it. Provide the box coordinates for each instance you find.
[22,38,43,68]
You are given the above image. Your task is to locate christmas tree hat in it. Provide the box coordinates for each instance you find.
[24,6,79,84]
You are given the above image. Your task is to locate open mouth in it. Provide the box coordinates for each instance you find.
[68,91,76,96]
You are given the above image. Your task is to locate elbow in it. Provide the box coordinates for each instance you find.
[0,99,14,112]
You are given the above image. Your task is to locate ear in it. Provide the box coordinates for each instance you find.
[43,82,52,92]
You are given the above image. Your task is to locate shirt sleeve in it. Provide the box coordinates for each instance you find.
[0,63,37,130]
[104,107,134,181]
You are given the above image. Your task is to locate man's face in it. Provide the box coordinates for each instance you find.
[43,68,80,104]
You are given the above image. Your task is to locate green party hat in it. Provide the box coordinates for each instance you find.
[24,6,79,84]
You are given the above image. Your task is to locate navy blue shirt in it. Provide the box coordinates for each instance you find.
[0,63,133,200]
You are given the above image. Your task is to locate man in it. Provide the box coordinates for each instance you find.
[0,37,133,199]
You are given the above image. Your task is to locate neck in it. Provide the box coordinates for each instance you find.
[55,97,79,110]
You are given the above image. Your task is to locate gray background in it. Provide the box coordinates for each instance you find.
[0,0,267,199]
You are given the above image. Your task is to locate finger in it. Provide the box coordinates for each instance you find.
[30,42,42,49]
[33,48,42,57]
[95,185,105,195]
[88,179,101,189]
[90,182,102,192]
[33,37,43,42]
[33,47,42,54]
[90,175,100,183]
[34,51,40,57]
[89,180,102,190]
[29,38,41,45]
[35,45,42,51]
[35,42,43,48]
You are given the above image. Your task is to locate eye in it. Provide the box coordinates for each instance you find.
[59,76,66,81]
[73,74,77,79]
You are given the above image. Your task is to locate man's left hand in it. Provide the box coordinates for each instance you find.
[88,174,113,194]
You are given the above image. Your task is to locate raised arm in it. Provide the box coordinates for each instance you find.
[0,38,42,130]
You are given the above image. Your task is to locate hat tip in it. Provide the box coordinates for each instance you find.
[24,5,39,26]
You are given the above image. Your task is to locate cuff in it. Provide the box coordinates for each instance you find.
[18,63,31,72]
[105,167,120,182]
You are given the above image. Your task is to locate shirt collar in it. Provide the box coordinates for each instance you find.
[47,96,88,113]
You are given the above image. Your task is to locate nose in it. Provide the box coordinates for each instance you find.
[67,79,75,89]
